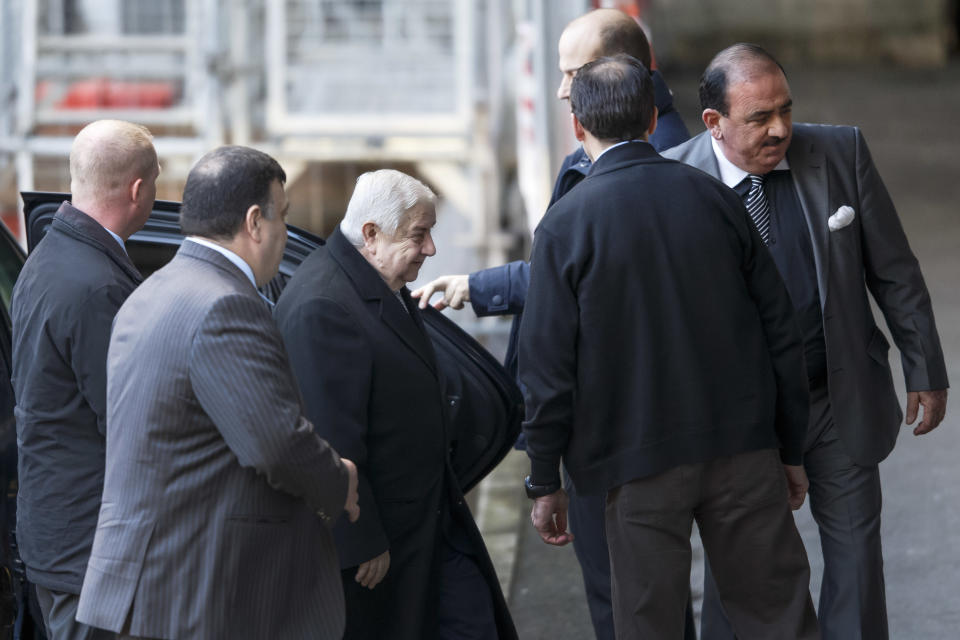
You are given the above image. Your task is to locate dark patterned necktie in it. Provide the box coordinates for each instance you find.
[745,173,771,245]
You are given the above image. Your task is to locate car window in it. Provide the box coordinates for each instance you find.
[127,239,179,280]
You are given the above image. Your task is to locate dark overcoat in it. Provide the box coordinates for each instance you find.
[275,228,516,640]
[11,202,142,593]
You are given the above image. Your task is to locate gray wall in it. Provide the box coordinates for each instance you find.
[646,0,953,67]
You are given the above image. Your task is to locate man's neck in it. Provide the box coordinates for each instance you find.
[186,236,260,288]
[71,199,128,240]
[587,138,644,163]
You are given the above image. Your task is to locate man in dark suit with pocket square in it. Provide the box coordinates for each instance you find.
[664,43,949,640]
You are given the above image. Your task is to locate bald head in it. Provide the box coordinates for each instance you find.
[699,43,785,115]
[557,9,652,101]
[70,120,157,201]
[68,120,159,239]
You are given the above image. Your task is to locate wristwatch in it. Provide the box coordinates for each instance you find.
[524,475,561,499]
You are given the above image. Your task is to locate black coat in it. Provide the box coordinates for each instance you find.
[520,142,809,495]
[275,228,516,640]
[11,202,142,592]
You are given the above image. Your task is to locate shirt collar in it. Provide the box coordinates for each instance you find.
[101,226,127,254]
[184,236,258,290]
[710,136,789,188]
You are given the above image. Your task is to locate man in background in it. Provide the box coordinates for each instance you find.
[664,44,949,639]
[521,54,818,639]
[77,146,359,639]
[11,119,158,640]
[412,10,692,638]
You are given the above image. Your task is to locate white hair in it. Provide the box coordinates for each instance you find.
[340,170,437,246]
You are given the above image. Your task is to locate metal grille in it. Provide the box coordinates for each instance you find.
[276,0,467,123]
[30,0,195,127]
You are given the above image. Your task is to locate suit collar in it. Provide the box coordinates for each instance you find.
[587,140,660,178]
[183,236,258,290]
[175,238,259,296]
[786,126,830,306]
[327,227,437,374]
[689,131,720,180]
[675,128,831,306]
[52,202,143,284]
[326,227,391,300]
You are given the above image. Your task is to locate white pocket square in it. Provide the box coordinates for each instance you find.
[828,205,855,231]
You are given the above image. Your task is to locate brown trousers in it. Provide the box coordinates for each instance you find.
[605,448,819,640]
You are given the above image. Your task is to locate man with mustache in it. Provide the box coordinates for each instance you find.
[664,43,949,640]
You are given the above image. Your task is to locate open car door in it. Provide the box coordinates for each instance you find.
[21,193,523,493]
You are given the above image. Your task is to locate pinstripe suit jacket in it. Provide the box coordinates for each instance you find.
[76,241,349,639]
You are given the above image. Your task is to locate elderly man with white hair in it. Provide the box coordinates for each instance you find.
[275,169,517,640]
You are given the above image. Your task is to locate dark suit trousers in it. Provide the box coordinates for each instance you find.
[605,449,818,640]
[565,469,696,640]
[702,384,887,640]
[437,540,498,639]
[35,586,115,640]
[341,540,497,640]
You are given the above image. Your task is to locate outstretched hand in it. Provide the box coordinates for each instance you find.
[410,275,470,310]
[531,489,574,546]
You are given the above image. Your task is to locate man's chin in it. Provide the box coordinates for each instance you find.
[759,151,787,172]
[405,266,424,284]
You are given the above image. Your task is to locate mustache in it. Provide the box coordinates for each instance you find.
[763,136,788,147]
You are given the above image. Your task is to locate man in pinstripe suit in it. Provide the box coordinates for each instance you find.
[76,146,359,639]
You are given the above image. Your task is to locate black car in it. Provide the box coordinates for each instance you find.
[0,193,523,638]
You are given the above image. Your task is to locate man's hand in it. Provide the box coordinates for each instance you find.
[341,458,360,523]
[783,464,809,510]
[355,550,390,589]
[410,275,470,310]
[906,389,948,436]
[531,489,574,546]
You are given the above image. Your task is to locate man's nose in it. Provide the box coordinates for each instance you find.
[422,232,437,257]
[557,77,570,101]
[769,115,790,139]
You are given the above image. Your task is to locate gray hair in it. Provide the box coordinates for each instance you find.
[340,169,437,246]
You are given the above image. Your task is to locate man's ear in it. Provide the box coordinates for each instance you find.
[245,204,264,242]
[572,113,586,143]
[646,106,659,139]
[703,109,723,139]
[361,221,379,251]
[129,177,144,204]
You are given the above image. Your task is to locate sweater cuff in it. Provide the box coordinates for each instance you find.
[778,446,804,466]
[528,456,562,487]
